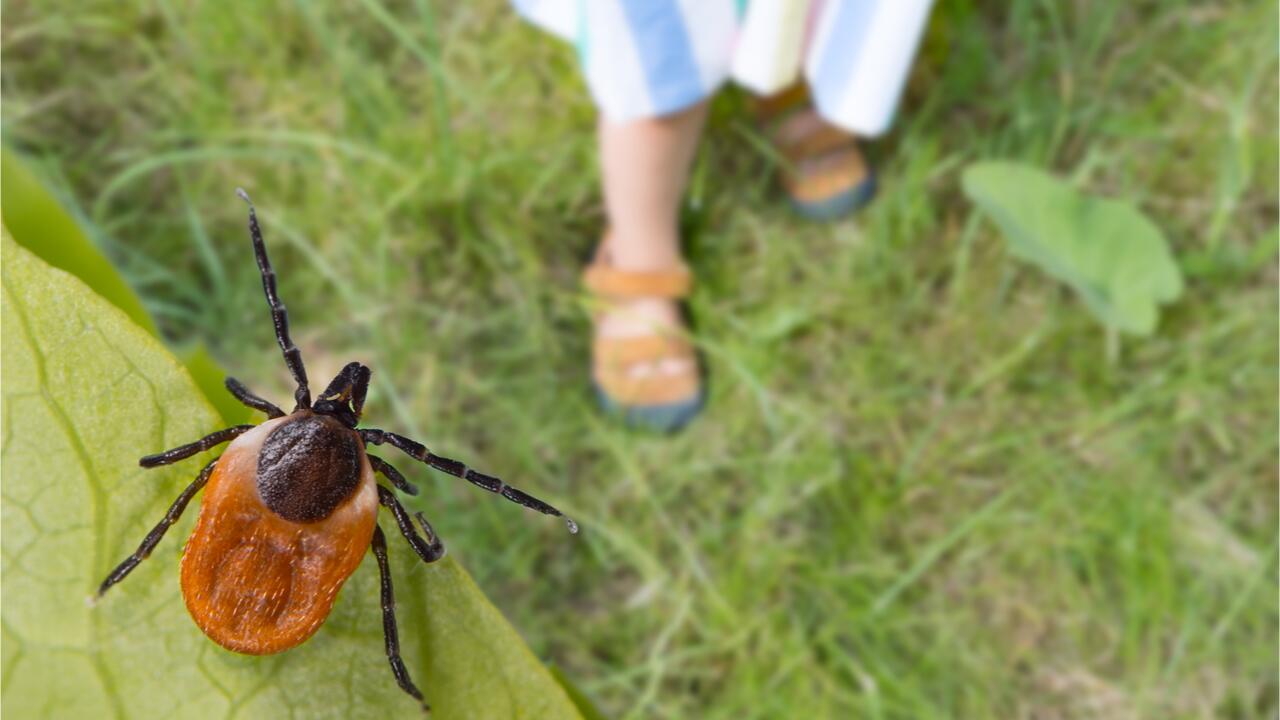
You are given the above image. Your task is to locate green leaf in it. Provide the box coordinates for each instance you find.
[962,161,1183,335]
[1,237,583,719]
[549,666,609,720]
[1,147,249,425]
[1,146,157,336]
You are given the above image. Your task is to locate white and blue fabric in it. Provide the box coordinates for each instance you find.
[514,0,934,137]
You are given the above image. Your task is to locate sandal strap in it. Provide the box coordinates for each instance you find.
[754,82,811,125]
[595,367,701,406]
[594,335,693,365]
[775,117,856,163]
[593,336,700,406]
[785,146,869,203]
[755,83,857,165]
[583,264,692,300]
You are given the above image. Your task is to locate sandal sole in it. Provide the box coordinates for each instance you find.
[593,383,705,433]
[789,173,877,222]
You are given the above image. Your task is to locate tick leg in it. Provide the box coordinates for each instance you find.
[369,455,419,495]
[361,429,577,534]
[377,486,445,563]
[224,377,285,418]
[139,425,255,468]
[237,188,311,411]
[97,459,217,597]
[371,525,430,713]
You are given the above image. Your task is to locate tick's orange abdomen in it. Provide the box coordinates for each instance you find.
[180,417,378,655]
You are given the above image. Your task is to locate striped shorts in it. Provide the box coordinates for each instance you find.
[514,0,934,137]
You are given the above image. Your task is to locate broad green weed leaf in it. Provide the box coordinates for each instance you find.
[962,161,1183,335]
[1,147,248,424]
[1,237,583,719]
[549,666,609,720]
[2,146,157,335]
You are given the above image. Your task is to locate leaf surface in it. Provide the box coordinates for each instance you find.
[962,162,1183,335]
[1,236,582,719]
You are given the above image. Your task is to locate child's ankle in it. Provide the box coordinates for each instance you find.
[606,228,684,271]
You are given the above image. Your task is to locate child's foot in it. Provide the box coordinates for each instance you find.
[584,244,703,432]
[757,85,877,220]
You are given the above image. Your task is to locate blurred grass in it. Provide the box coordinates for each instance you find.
[3,1,1277,718]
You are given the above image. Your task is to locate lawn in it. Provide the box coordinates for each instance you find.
[3,1,1277,717]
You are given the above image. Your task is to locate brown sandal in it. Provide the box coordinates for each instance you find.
[583,244,704,431]
[756,83,877,220]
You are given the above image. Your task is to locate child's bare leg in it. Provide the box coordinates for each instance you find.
[597,102,708,378]
[601,101,707,270]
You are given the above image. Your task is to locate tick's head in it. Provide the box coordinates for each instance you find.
[312,361,371,428]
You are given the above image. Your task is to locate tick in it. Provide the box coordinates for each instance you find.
[96,189,576,712]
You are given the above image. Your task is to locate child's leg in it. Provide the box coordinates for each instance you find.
[600,101,708,271]
[585,101,708,429]
[596,102,707,378]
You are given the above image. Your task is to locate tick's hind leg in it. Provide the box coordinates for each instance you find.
[377,485,445,563]
[371,525,430,713]
[97,459,217,597]
[225,377,285,418]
